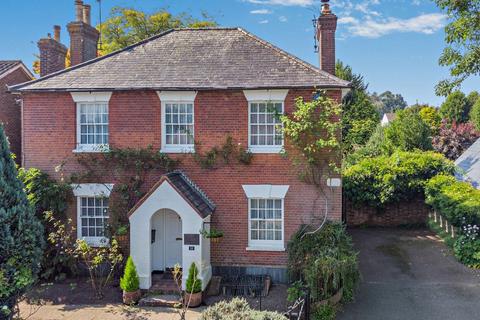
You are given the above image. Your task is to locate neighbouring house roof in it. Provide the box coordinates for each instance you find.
[129,170,216,218]
[455,138,480,189]
[384,113,396,122]
[0,60,34,80]
[11,28,350,92]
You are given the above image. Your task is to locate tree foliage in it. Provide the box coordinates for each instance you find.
[435,0,480,96]
[470,98,480,131]
[440,91,471,123]
[418,105,442,132]
[384,109,433,152]
[0,125,44,318]
[371,91,408,114]
[98,7,216,55]
[336,61,379,152]
[432,120,480,160]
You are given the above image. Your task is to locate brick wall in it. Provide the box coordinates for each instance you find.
[22,88,343,268]
[345,197,430,227]
[0,67,32,163]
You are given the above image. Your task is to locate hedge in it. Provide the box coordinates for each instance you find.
[425,175,480,268]
[343,151,454,208]
[425,175,480,227]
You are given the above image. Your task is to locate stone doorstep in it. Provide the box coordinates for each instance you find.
[138,294,182,307]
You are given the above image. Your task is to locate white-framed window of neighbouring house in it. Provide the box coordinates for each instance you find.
[72,183,114,247]
[158,91,197,153]
[242,184,289,251]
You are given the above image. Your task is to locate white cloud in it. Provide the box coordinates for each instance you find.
[279,15,288,22]
[250,9,272,14]
[339,13,446,38]
[259,19,270,24]
[245,0,315,6]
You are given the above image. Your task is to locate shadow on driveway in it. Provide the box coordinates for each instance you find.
[337,228,480,320]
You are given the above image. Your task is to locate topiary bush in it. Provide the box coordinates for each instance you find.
[120,256,139,292]
[287,223,359,303]
[200,297,287,320]
[343,151,454,208]
[186,262,202,294]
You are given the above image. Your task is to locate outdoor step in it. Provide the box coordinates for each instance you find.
[138,294,182,307]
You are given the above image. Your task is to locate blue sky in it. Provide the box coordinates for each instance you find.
[1,0,478,106]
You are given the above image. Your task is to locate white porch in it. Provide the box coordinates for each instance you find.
[129,172,214,290]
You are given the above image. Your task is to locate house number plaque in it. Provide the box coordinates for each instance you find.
[184,234,200,245]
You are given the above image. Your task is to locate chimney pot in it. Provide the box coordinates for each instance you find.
[53,25,61,42]
[75,0,84,22]
[83,4,91,25]
[321,0,332,15]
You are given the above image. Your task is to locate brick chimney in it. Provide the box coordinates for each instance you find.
[37,26,68,77]
[316,0,337,75]
[67,0,99,66]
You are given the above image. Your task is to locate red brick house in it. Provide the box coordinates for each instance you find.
[0,61,34,163]
[11,0,349,289]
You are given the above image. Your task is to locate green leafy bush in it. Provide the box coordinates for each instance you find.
[200,297,287,320]
[312,304,336,320]
[120,256,139,292]
[425,175,480,268]
[186,263,202,294]
[287,223,359,303]
[344,151,454,207]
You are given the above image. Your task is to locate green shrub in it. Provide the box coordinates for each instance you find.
[200,297,287,320]
[470,99,480,131]
[312,304,336,320]
[453,234,480,268]
[0,125,44,317]
[384,109,433,152]
[120,256,139,292]
[287,223,359,303]
[344,151,454,207]
[186,263,202,294]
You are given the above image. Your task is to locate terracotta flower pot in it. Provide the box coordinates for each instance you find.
[123,290,142,305]
[184,291,202,308]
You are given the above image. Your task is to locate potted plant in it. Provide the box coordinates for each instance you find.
[120,256,141,305]
[184,262,202,307]
[200,228,224,243]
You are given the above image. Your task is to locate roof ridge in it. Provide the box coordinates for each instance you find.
[237,28,350,86]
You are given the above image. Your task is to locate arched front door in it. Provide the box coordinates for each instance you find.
[151,209,183,271]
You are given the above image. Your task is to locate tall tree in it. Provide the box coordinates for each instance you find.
[439,91,470,123]
[371,91,408,114]
[98,7,216,55]
[0,125,44,319]
[336,61,379,152]
[435,0,480,96]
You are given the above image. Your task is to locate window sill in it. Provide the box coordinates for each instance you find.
[79,237,110,247]
[246,246,285,252]
[248,146,283,154]
[73,145,110,153]
[161,145,195,154]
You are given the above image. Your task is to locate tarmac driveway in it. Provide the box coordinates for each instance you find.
[337,228,480,320]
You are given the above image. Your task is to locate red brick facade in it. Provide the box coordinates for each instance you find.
[0,66,32,163]
[22,88,343,268]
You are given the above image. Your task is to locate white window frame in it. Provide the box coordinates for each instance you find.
[72,183,114,247]
[71,92,112,153]
[242,184,289,251]
[243,90,288,154]
[157,91,197,153]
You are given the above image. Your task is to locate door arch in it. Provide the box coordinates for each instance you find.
[151,208,183,272]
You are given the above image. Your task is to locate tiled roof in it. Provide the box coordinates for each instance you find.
[12,28,350,92]
[129,170,215,218]
[455,138,480,189]
[0,61,21,75]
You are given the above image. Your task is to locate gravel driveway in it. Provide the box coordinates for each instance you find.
[337,228,480,320]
